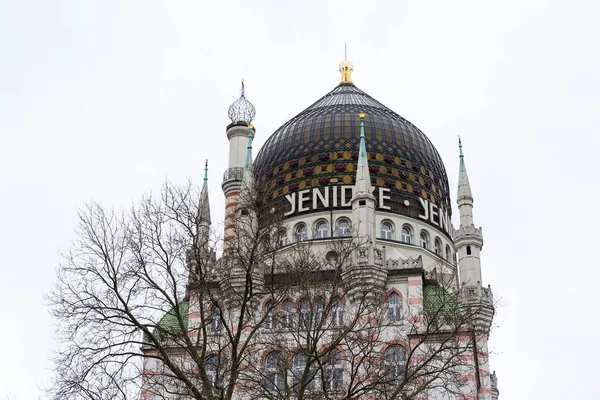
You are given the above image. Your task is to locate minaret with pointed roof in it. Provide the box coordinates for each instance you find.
[453,138,484,287]
[453,138,496,400]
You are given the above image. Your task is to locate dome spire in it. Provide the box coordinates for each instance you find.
[339,44,354,84]
[228,79,256,124]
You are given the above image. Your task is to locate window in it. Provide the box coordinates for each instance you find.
[384,346,406,385]
[292,353,316,390]
[205,355,221,386]
[265,352,285,392]
[278,228,288,248]
[466,245,472,255]
[420,231,429,249]
[434,238,442,255]
[265,300,275,330]
[315,299,325,327]
[445,245,452,262]
[388,292,402,322]
[210,307,222,333]
[331,297,343,326]
[316,220,330,239]
[324,349,343,390]
[299,299,310,329]
[280,300,294,329]
[295,223,308,242]
[335,218,351,237]
[381,221,394,240]
[401,226,412,244]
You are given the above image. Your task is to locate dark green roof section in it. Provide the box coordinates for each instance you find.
[423,285,459,317]
[157,301,189,334]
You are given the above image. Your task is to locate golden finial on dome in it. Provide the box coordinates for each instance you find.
[339,43,354,84]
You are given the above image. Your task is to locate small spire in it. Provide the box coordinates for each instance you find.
[457,136,473,206]
[196,159,211,248]
[354,113,373,195]
[241,125,256,193]
[203,159,208,188]
[244,125,254,171]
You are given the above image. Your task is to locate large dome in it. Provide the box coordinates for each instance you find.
[255,81,451,225]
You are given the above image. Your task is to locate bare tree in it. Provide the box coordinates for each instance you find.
[48,179,493,400]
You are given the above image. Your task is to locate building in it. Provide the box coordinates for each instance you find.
[141,62,499,400]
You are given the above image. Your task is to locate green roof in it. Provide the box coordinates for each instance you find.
[423,285,459,317]
[157,301,189,334]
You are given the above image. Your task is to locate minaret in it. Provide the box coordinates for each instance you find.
[453,138,496,400]
[221,125,263,306]
[342,113,385,301]
[453,137,484,287]
[350,113,376,240]
[222,81,256,252]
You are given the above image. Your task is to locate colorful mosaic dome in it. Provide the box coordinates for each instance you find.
[254,80,451,220]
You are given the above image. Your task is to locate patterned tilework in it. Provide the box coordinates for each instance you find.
[255,83,451,214]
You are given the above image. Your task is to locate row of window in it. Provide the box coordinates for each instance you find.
[280,218,352,245]
[264,298,344,329]
[279,219,453,262]
[263,293,403,331]
[208,292,404,336]
[205,346,406,391]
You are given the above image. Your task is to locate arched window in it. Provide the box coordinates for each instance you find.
[381,221,394,240]
[434,237,442,255]
[466,245,472,255]
[324,349,343,390]
[295,223,308,242]
[292,353,316,390]
[384,346,406,385]
[278,228,288,248]
[316,220,330,239]
[401,225,412,244]
[299,299,310,328]
[335,218,351,237]
[315,298,325,327]
[445,245,452,262]
[331,297,344,326]
[210,307,222,333]
[206,354,221,386]
[265,352,285,392]
[265,300,275,330]
[280,300,294,329]
[420,231,429,249]
[388,292,402,322]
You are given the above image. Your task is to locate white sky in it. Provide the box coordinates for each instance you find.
[1,0,599,398]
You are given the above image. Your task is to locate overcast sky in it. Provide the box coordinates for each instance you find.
[1,0,599,398]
